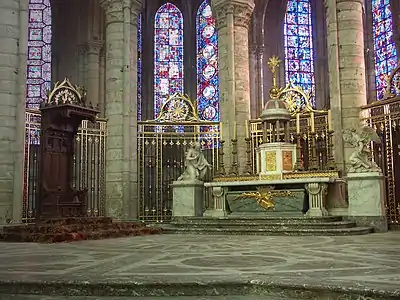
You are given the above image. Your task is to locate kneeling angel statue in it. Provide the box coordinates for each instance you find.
[342,126,382,173]
[178,142,212,181]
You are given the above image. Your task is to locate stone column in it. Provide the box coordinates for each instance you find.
[86,41,103,108]
[391,0,400,55]
[211,0,255,172]
[76,45,87,87]
[249,44,258,118]
[325,0,367,171]
[0,0,26,223]
[101,0,142,220]
[99,49,106,117]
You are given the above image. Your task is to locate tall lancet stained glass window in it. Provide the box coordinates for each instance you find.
[372,0,398,100]
[154,3,184,118]
[196,0,219,122]
[27,0,52,109]
[284,0,315,106]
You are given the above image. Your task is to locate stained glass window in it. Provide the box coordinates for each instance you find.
[372,0,398,100]
[138,13,142,121]
[154,3,184,118]
[196,0,219,122]
[27,0,52,110]
[284,0,315,106]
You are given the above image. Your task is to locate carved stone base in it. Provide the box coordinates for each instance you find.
[305,183,328,217]
[346,172,387,232]
[203,186,227,217]
[171,180,204,217]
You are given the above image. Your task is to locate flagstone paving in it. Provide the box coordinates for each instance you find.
[0,233,399,297]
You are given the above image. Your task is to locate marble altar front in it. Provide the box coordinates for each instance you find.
[204,177,336,218]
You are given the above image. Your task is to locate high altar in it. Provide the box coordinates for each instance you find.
[171,56,388,233]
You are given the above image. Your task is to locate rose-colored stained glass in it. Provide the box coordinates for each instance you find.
[284,0,315,106]
[196,0,219,122]
[372,0,398,100]
[154,3,184,118]
[27,0,52,109]
[196,0,220,148]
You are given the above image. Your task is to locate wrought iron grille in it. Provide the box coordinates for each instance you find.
[137,122,220,222]
[23,110,107,222]
[361,63,400,225]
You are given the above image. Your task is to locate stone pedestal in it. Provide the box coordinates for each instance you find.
[172,180,204,217]
[305,183,328,217]
[203,186,227,217]
[326,179,349,216]
[346,172,388,232]
[257,142,296,179]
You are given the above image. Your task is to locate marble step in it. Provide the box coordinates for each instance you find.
[170,220,357,229]
[172,216,343,224]
[163,226,373,236]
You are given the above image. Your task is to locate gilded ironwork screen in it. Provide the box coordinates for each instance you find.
[138,94,220,222]
[23,110,107,222]
[248,83,334,174]
[361,64,400,225]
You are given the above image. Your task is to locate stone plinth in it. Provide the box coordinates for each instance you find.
[306,183,328,217]
[346,172,387,232]
[257,142,297,179]
[172,180,204,217]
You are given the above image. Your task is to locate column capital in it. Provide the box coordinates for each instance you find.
[122,0,143,12]
[87,40,104,55]
[211,0,255,29]
[335,0,364,4]
[100,0,124,22]
[76,44,87,55]
[101,0,143,24]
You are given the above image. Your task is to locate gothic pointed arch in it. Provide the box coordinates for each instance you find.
[153,2,184,118]
[371,0,398,100]
[284,0,316,106]
[27,0,52,110]
[196,0,219,122]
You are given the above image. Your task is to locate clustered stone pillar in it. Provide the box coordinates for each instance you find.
[325,0,367,171]
[100,0,142,219]
[211,0,255,172]
[0,0,27,223]
[249,44,264,119]
[86,41,103,108]
[392,0,400,55]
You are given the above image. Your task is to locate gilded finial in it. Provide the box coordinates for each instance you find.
[267,56,282,99]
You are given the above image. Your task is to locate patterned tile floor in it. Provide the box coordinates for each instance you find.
[0,233,399,296]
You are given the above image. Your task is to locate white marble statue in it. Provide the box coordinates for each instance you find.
[177,142,212,181]
[342,126,382,173]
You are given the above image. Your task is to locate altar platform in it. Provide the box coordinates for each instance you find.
[0,233,399,299]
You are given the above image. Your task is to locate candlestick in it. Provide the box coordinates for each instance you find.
[245,120,250,138]
[296,113,300,134]
[219,122,223,139]
[310,112,315,133]
[233,121,237,140]
[328,109,332,131]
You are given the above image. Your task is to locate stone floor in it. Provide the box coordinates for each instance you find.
[0,233,399,298]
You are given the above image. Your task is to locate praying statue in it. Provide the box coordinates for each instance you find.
[177,142,212,181]
[342,126,382,173]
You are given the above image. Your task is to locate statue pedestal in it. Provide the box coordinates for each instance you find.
[257,142,296,179]
[346,172,387,232]
[172,180,204,217]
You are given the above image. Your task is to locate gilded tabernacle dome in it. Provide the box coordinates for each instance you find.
[260,56,291,122]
